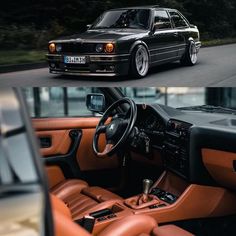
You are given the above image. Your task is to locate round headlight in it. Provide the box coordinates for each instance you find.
[105,43,114,53]
[96,44,104,53]
[56,44,62,52]
[49,43,56,53]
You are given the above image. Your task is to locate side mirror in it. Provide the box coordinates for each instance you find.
[86,94,105,113]
[87,24,92,29]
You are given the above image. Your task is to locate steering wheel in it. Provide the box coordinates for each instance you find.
[93,98,137,158]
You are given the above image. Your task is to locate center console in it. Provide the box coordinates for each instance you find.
[76,172,236,235]
[162,119,192,179]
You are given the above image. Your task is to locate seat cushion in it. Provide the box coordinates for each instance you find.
[153,225,194,236]
[51,179,123,219]
[50,194,71,219]
[53,205,91,236]
[51,179,88,200]
[98,215,157,236]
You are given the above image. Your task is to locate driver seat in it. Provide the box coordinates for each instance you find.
[50,179,123,219]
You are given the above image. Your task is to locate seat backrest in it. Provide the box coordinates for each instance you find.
[51,194,91,236]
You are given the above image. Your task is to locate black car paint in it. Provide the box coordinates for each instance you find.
[47,7,201,77]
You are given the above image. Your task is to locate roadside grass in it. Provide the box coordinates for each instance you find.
[0,50,46,65]
[202,38,236,47]
[0,38,236,66]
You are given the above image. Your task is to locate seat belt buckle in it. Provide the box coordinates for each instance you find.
[76,215,95,233]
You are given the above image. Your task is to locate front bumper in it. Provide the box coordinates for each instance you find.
[46,53,130,77]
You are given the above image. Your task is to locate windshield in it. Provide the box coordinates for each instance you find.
[91,9,151,30]
[121,88,236,113]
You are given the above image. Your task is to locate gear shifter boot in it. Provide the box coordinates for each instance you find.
[124,178,160,209]
[138,193,156,205]
[124,194,160,209]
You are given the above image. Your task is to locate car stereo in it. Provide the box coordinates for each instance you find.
[162,119,192,179]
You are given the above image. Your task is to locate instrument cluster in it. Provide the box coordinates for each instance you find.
[136,108,165,133]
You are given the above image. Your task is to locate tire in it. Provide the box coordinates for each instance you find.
[130,44,149,78]
[180,40,198,66]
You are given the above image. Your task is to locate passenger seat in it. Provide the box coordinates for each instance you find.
[51,179,123,219]
[51,194,194,236]
[153,225,194,236]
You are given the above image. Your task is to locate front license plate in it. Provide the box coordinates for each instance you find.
[64,56,86,64]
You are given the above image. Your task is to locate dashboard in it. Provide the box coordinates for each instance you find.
[129,103,236,189]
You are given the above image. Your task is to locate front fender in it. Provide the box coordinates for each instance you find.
[129,40,150,57]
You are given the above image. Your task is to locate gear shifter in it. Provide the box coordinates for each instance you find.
[124,178,160,209]
[143,179,153,195]
[138,179,154,205]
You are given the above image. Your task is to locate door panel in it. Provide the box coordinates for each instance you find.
[33,117,103,130]
[32,117,119,188]
[38,130,72,156]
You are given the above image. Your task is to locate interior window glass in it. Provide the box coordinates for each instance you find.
[154,10,172,29]
[121,87,206,108]
[67,87,101,116]
[22,87,101,117]
[169,11,188,28]
[5,133,38,183]
[0,137,13,185]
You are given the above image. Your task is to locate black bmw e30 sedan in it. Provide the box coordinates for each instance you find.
[46,6,201,78]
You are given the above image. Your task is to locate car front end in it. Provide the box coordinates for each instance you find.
[46,40,131,77]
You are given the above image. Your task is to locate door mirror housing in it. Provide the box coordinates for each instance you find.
[86,94,106,112]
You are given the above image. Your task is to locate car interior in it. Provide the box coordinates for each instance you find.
[1,88,236,236]
[27,88,236,236]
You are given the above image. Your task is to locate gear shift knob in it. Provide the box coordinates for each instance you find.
[143,179,153,195]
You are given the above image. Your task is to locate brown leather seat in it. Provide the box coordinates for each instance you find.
[51,179,123,219]
[51,194,194,236]
[153,225,194,236]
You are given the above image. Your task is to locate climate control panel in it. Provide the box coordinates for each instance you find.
[162,120,192,179]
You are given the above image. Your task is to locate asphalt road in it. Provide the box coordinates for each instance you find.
[0,44,236,87]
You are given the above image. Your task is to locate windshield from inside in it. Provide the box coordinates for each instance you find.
[120,88,236,113]
[91,9,151,30]
[22,87,236,118]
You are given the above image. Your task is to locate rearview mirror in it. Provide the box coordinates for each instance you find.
[86,94,105,112]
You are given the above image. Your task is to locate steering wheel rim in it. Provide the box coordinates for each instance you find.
[93,98,137,158]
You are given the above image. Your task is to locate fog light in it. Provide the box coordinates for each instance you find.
[96,44,104,53]
[56,44,62,52]
[105,43,114,53]
[49,43,56,53]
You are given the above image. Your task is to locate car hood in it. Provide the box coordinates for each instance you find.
[51,29,149,43]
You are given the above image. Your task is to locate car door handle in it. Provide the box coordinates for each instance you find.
[39,137,52,148]
[173,32,179,37]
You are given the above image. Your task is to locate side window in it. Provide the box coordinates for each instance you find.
[0,89,38,185]
[154,10,172,30]
[22,87,102,118]
[169,11,188,28]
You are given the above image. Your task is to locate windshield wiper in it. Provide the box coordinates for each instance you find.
[178,105,236,115]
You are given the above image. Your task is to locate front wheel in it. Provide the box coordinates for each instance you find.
[180,40,198,66]
[130,45,149,78]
